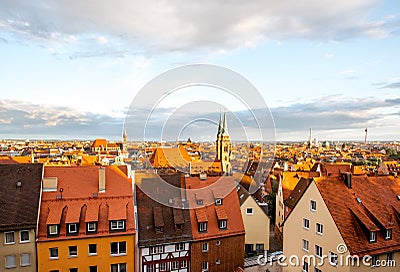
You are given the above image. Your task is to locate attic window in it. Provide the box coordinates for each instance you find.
[397,195,400,201]
[197,199,203,205]
[356,197,362,204]
[369,231,377,243]
[155,226,164,233]
[385,229,392,240]
[215,198,222,206]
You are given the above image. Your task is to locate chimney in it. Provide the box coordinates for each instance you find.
[99,167,106,193]
[342,172,352,189]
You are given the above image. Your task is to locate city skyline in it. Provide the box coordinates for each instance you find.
[1,1,400,141]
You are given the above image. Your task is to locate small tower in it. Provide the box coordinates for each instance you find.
[364,128,368,145]
[216,112,231,174]
[122,128,127,153]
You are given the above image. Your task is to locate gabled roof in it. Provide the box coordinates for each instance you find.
[284,177,313,209]
[311,162,351,177]
[0,164,43,231]
[186,176,245,241]
[136,173,192,247]
[149,146,192,169]
[315,175,400,256]
[38,165,135,241]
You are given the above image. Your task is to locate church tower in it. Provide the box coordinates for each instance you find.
[216,112,231,174]
[122,128,127,153]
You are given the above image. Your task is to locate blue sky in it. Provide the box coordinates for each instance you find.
[0,0,400,141]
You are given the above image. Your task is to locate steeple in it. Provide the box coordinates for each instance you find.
[217,110,223,136]
[216,111,231,175]
[222,112,228,136]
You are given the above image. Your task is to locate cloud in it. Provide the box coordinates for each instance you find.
[1,96,400,141]
[382,81,400,89]
[0,0,395,56]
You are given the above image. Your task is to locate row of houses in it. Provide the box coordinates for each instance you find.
[0,163,253,272]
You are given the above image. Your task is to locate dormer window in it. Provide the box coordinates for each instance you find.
[176,224,183,230]
[48,225,59,236]
[86,222,97,234]
[370,231,377,243]
[155,226,164,233]
[199,222,207,232]
[218,220,227,230]
[110,220,125,231]
[215,198,222,206]
[385,229,392,240]
[67,223,78,235]
[197,199,203,205]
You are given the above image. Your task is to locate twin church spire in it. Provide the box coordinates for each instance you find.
[216,111,231,174]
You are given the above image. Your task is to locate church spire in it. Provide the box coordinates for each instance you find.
[217,110,223,136]
[222,112,229,136]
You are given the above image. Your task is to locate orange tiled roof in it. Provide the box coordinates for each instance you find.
[38,165,135,242]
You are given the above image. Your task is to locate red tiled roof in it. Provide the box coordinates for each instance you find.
[215,206,228,220]
[65,201,82,223]
[85,202,99,222]
[186,176,245,241]
[195,208,208,223]
[108,201,127,220]
[46,203,63,225]
[315,174,400,256]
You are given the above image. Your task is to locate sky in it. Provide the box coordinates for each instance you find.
[0,0,400,142]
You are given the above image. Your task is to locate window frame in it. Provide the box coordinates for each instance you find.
[49,247,59,259]
[246,207,254,215]
[19,230,30,243]
[67,223,78,235]
[370,231,377,243]
[88,243,97,256]
[48,224,59,236]
[201,261,209,271]
[202,242,209,252]
[68,245,78,258]
[175,243,185,251]
[302,260,309,272]
[5,255,17,268]
[199,222,207,232]
[316,223,323,235]
[4,231,15,244]
[150,245,164,254]
[110,241,127,256]
[329,251,338,266]
[181,260,188,268]
[110,263,127,272]
[303,218,310,229]
[385,229,392,240]
[310,200,317,211]
[218,219,227,229]
[302,239,309,252]
[89,266,97,272]
[110,220,125,231]
[87,222,97,233]
[20,253,31,266]
[215,198,222,206]
[315,245,323,259]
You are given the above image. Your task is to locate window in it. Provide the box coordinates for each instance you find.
[20,253,31,266]
[310,200,316,211]
[303,218,310,229]
[49,247,59,259]
[69,269,78,272]
[150,245,163,254]
[387,252,394,261]
[68,223,78,235]
[87,222,97,233]
[315,245,323,258]
[69,245,78,257]
[372,255,379,267]
[385,229,392,240]
[202,242,209,252]
[218,220,227,229]
[171,261,179,269]
[256,244,264,253]
[181,260,188,268]
[175,243,185,251]
[147,264,155,272]
[302,261,309,272]
[215,198,222,205]
[48,224,59,235]
[370,231,377,243]
[111,263,126,272]
[4,231,15,244]
[216,240,221,246]
[5,255,16,268]
[176,223,183,230]
[88,244,97,255]
[159,263,167,271]
[302,239,309,251]
[110,241,127,256]
[155,226,163,233]
[20,230,30,243]
[202,261,209,271]
[246,207,254,215]
[89,266,97,272]
[314,268,321,272]
[316,223,323,235]
[197,199,203,205]
[329,251,338,266]
[199,222,207,232]
[110,220,125,231]
[216,259,221,265]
